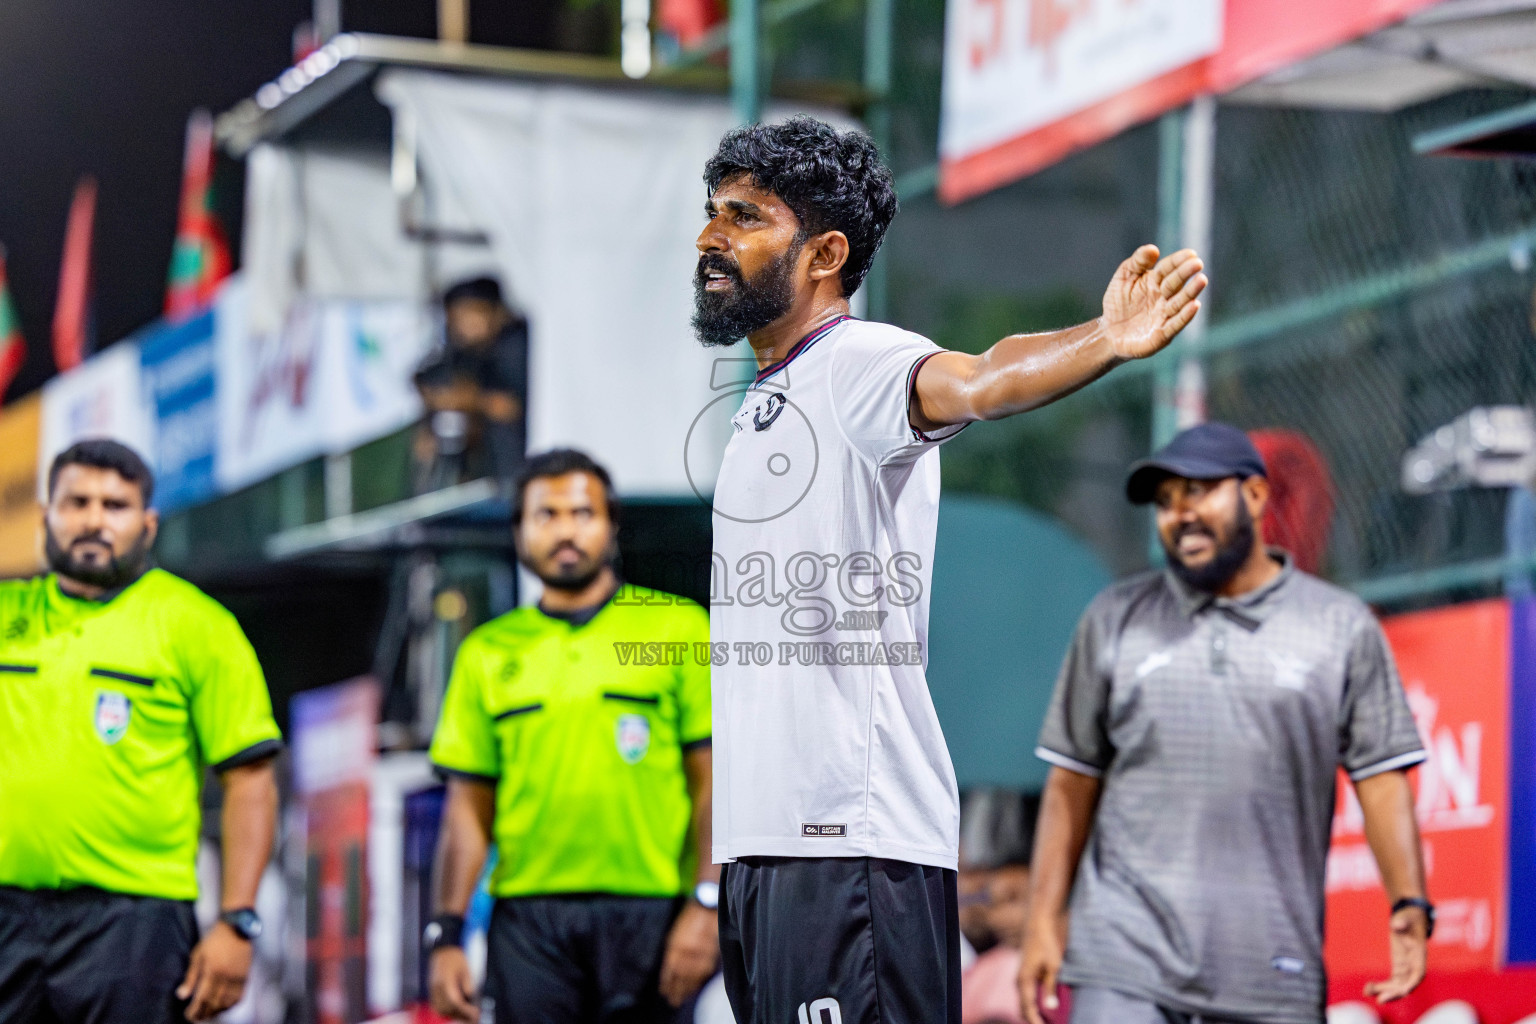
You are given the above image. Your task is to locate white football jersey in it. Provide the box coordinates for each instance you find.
[710,316,965,869]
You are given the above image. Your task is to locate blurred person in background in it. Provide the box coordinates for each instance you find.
[1020,422,1432,1024]
[425,448,717,1023]
[962,857,1033,1024]
[413,275,529,491]
[0,440,282,1024]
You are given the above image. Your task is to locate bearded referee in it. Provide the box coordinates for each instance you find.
[697,116,1206,1024]
[0,440,282,1023]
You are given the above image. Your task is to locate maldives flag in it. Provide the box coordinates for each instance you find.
[52,176,96,373]
[0,247,23,400]
[165,108,231,320]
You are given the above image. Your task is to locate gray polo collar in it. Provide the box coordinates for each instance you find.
[1165,549,1295,629]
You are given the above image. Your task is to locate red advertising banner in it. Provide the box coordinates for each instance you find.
[939,0,1446,203]
[1324,600,1509,977]
[293,677,381,1024]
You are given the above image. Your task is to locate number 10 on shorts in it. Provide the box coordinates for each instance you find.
[797,997,842,1024]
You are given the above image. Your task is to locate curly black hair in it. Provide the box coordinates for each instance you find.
[704,116,898,297]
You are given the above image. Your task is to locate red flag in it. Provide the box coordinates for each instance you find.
[0,245,25,401]
[52,175,96,373]
[657,0,724,48]
[165,109,231,320]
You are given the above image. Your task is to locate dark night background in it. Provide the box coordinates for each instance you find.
[0,0,603,402]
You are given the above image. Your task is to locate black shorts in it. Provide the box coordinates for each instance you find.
[0,885,198,1024]
[484,894,688,1024]
[719,857,962,1024]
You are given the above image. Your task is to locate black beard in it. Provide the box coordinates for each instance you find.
[45,528,152,591]
[691,241,802,348]
[521,542,614,596]
[1165,499,1256,592]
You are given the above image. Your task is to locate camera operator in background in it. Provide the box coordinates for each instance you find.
[413,276,529,492]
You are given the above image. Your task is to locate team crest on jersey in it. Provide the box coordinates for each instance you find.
[94,691,131,745]
[753,393,787,431]
[615,714,651,763]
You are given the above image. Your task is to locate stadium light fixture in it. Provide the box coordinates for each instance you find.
[1401,405,1536,494]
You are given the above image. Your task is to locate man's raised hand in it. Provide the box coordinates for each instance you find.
[1101,245,1207,362]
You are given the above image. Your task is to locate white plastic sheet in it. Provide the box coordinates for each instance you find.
[375,70,852,496]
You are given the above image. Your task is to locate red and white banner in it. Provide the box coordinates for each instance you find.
[1324,600,1509,977]
[939,0,1449,203]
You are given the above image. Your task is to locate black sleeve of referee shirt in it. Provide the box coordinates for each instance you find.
[1035,598,1116,778]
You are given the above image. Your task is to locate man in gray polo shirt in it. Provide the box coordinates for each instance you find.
[1019,422,1432,1024]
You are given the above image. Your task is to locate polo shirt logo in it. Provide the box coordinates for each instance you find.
[93,691,131,745]
[615,714,650,764]
[4,616,26,640]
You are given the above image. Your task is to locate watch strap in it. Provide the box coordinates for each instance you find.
[219,907,262,941]
[425,913,466,951]
[1390,897,1435,938]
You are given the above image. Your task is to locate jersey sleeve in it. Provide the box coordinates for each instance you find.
[828,326,966,465]
[1035,598,1116,777]
[1340,615,1426,781]
[185,606,284,772]
[430,635,500,781]
[673,602,712,749]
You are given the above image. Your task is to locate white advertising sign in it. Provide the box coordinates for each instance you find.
[215,276,434,491]
[940,0,1224,163]
[38,342,155,499]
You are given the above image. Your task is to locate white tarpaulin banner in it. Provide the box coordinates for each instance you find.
[215,276,433,491]
[38,342,155,499]
[376,70,851,497]
[940,0,1223,198]
[242,145,438,337]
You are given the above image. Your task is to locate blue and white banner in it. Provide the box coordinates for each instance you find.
[215,277,434,492]
[139,310,218,513]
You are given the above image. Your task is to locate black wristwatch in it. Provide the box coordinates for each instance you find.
[424,913,466,952]
[1391,897,1436,938]
[220,908,263,941]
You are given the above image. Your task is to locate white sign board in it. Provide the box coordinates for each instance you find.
[940,0,1223,187]
[215,276,434,491]
[38,342,155,499]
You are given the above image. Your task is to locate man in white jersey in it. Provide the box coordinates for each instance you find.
[695,116,1207,1024]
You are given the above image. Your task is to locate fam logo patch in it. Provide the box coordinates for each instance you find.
[615,714,651,764]
[94,690,132,745]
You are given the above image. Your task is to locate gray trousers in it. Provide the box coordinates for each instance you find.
[1070,987,1285,1024]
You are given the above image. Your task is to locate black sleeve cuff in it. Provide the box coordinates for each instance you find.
[682,736,712,752]
[432,763,499,786]
[212,738,284,773]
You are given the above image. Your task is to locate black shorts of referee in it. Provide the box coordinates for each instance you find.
[0,885,198,1024]
[485,894,696,1023]
[719,857,962,1024]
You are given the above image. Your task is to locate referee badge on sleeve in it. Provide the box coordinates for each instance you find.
[616,714,651,764]
[94,691,132,745]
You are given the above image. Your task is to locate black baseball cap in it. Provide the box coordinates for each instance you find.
[1125,421,1268,504]
[442,276,504,307]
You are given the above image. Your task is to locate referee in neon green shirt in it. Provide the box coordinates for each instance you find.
[427,449,718,1023]
[0,440,282,1024]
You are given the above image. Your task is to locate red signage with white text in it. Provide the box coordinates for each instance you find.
[1324,600,1509,976]
[939,0,1449,203]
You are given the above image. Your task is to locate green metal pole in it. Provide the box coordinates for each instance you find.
[862,0,893,321]
[731,0,762,125]
[1149,108,1185,563]
[1152,108,1185,450]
